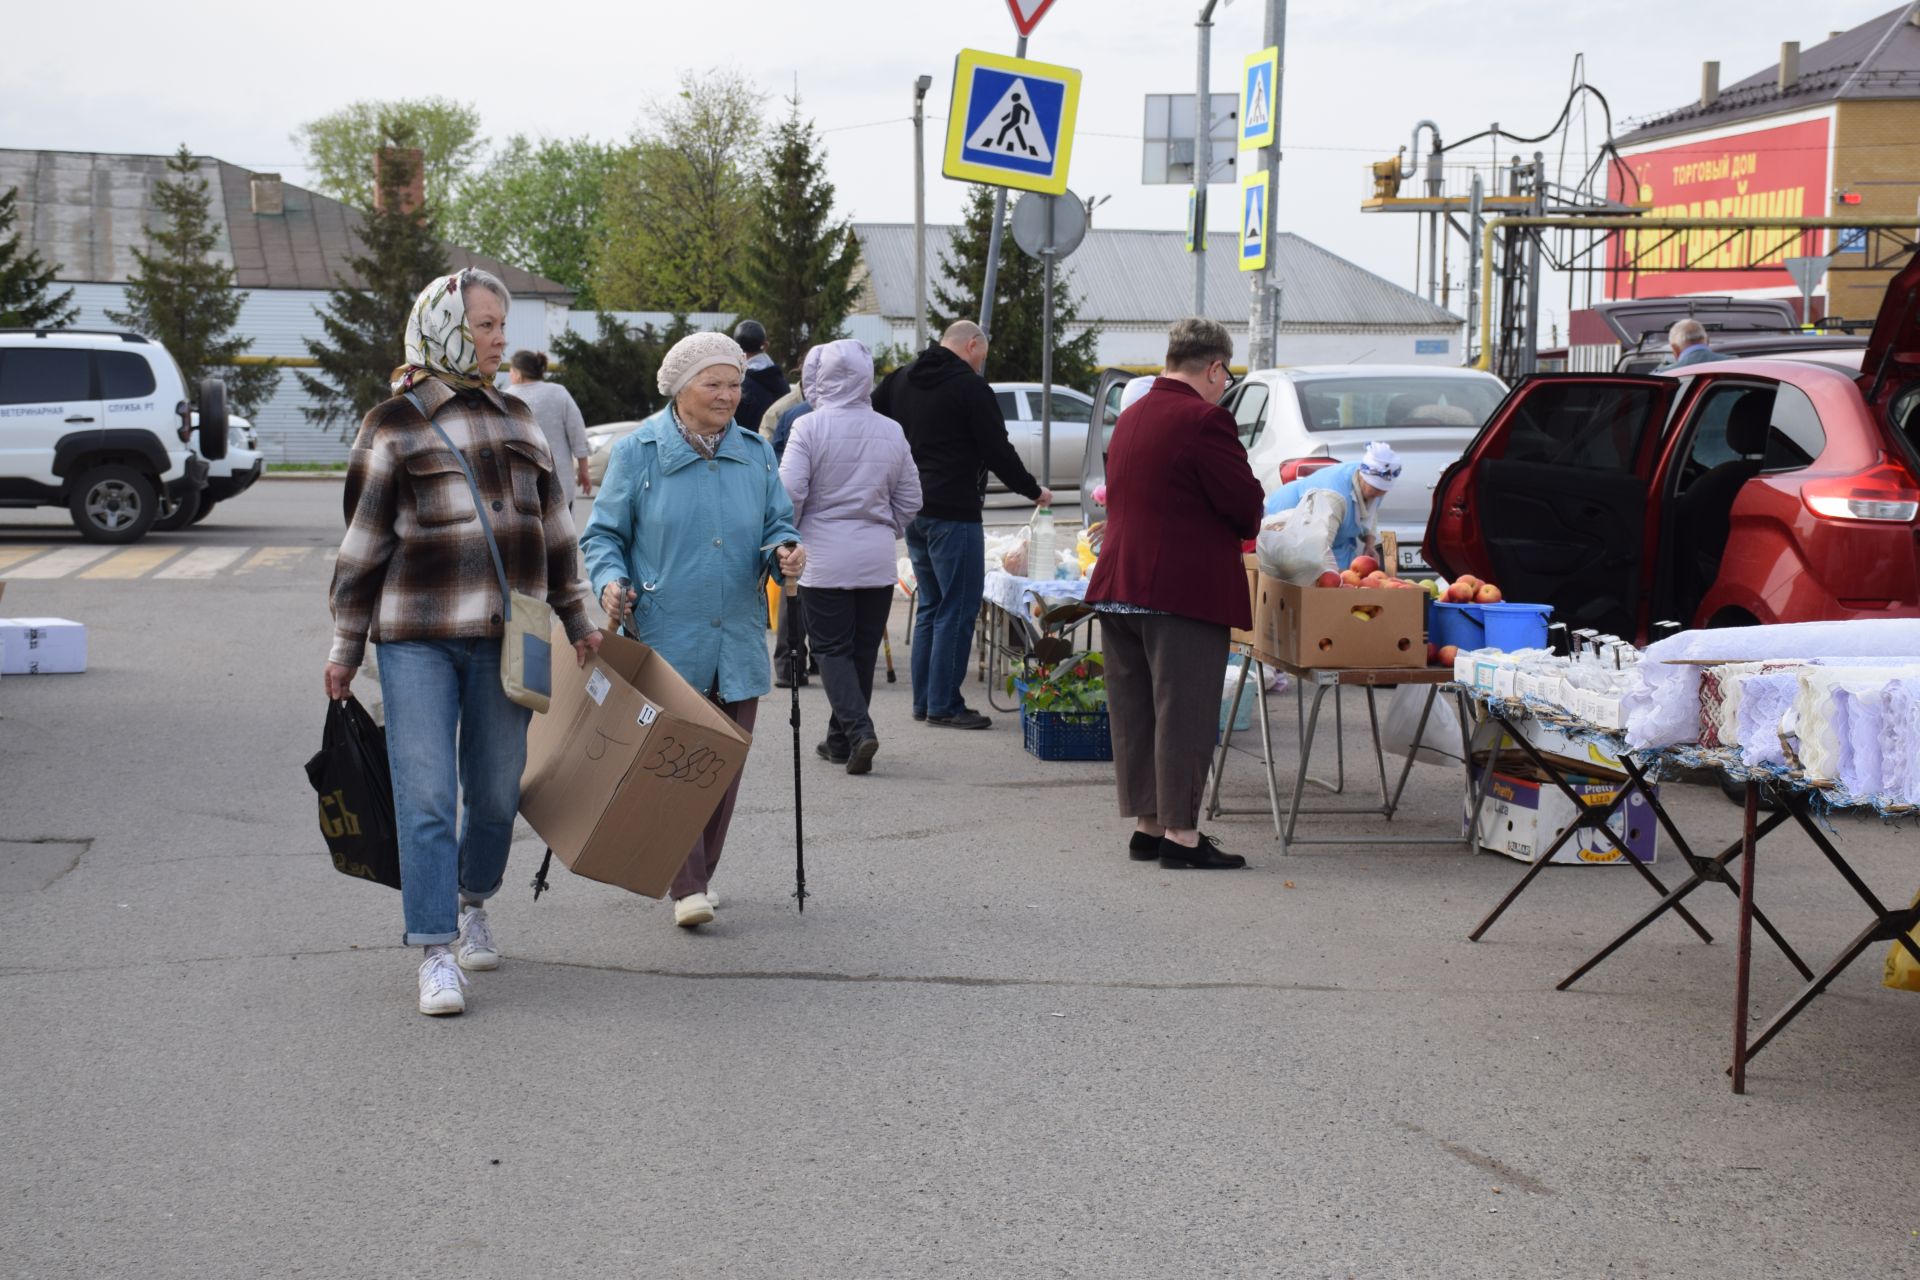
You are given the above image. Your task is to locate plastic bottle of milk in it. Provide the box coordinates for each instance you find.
[1030,505,1056,582]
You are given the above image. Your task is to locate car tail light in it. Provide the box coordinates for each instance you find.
[1278,456,1337,484]
[1802,462,1920,523]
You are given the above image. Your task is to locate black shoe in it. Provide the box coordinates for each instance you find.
[1129,832,1162,861]
[1158,833,1247,870]
[912,708,927,722]
[927,709,992,730]
[846,737,879,775]
[815,741,849,765]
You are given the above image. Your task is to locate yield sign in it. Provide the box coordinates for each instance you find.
[1006,0,1058,36]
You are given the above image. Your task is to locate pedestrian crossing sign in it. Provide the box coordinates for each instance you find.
[1239,169,1269,272]
[1239,47,1278,150]
[943,48,1082,196]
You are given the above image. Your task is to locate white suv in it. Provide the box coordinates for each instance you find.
[0,327,215,542]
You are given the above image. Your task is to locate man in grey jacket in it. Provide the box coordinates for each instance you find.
[1657,318,1733,371]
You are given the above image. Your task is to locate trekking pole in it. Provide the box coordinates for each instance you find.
[781,546,808,912]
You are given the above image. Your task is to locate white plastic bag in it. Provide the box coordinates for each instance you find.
[984,527,1031,577]
[1380,683,1466,766]
[1256,488,1348,584]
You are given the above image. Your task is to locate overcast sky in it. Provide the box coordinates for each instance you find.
[1,0,1875,331]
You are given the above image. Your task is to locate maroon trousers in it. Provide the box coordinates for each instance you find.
[670,696,760,899]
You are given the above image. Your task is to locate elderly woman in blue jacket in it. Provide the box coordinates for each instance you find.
[580,331,804,930]
[1262,440,1401,569]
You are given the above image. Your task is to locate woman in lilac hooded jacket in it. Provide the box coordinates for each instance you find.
[779,340,923,774]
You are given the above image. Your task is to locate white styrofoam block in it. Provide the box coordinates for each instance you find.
[0,618,87,674]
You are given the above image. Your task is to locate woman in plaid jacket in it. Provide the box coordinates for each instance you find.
[324,269,601,1017]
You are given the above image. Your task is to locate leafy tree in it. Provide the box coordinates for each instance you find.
[0,186,76,327]
[928,185,1100,390]
[730,98,860,367]
[298,141,448,435]
[293,98,484,210]
[548,313,691,425]
[105,146,279,416]
[445,135,620,305]
[590,69,763,312]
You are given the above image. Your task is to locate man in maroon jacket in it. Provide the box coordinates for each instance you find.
[1085,317,1265,869]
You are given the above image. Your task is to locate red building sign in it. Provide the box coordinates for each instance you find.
[1606,116,1832,298]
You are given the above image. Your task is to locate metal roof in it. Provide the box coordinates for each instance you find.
[0,149,572,298]
[851,223,1460,330]
[1620,4,1920,145]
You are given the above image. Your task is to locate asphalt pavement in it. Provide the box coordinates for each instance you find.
[2,480,1917,1278]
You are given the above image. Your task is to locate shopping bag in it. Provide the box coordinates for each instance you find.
[304,696,402,889]
[1380,683,1466,767]
[1256,488,1347,584]
[1883,889,1920,992]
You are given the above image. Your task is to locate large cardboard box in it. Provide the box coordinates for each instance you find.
[1229,553,1260,648]
[1473,756,1659,866]
[1252,575,1423,671]
[519,628,753,897]
[0,618,87,674]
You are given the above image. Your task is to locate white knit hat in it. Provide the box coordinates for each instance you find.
[658,331,747,397]
[1358,440,1402,492]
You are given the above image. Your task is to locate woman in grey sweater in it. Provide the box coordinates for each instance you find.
[505,350,592,505]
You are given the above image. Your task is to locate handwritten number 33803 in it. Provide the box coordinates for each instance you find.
[640,734,725,788]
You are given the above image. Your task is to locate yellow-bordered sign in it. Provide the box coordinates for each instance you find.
[1239,47,1277,151]
[942,48,1082,196]
[1239,168,1270,272]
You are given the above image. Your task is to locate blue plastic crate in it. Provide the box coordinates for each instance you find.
[1022,708,1114,761]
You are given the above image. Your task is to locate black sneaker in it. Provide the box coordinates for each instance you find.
[927,709,992,730]
[912,708,927,722]
[846,737,879,775]
[1158,833,1246,870]
[1129,832,1161,861]
[815,741,849,765]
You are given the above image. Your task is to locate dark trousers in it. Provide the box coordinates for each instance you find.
[800,585,892,753]
[773,592,810,680]
[905,516,984,718]
[671,696,760,899]
[1100,612,1229,830]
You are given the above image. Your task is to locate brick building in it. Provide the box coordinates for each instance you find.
[1606,3,1920,322]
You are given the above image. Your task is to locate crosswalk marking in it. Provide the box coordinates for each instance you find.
[7,547,113,579]
[80,545,184,580]
[235,546,310,574]
[0,546,51,572]
[154,546,248,580]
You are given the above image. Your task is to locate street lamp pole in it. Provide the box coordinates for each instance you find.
[913,74,933,352]
[1194,0,1220,317]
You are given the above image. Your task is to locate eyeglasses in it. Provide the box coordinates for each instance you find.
[1217,363,1240,394]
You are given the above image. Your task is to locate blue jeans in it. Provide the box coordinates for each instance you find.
[377,639,532,946]
[905,516,984,719]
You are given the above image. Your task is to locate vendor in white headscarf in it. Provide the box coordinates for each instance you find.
[1262,440,1401,568]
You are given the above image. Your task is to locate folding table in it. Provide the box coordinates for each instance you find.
[1206,653,1477,854]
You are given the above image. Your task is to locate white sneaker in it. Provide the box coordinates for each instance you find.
[417,951,469,1016]
[705,891,720,912]
[456,906,500,971]
[674,893,715,928]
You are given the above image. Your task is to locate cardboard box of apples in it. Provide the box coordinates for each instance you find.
[1254,553,1425,670]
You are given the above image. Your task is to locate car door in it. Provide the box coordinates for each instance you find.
[0,346,103,490]
[1427,374,1673,637]
[1040,389,1091,488]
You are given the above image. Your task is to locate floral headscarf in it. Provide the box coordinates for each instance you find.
[390,270,500,395]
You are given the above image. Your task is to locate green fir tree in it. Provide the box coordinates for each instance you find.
[548,313,692,426]
[731,98,861,367]
[927,185,1100,390]
[298,141,448,435]
[105,146,279,416]
[0,186,76,328]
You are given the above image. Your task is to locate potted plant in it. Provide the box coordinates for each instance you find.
[1008,652,1112,761]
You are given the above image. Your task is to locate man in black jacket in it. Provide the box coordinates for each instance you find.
[875,320,1051,730]
[734,319,790,446]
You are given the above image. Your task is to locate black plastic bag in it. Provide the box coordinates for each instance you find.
[304,696,402,890]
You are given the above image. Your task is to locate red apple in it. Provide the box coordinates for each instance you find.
[1340,569,1364,587]
[1427,643,1441,665]
[1445,581,1475,603]
[1349,555,1381,576]
[1363,569,1388,583]
[1475,582,1504,604]
[1438,644,1459,665]
[1315,570,1342,588]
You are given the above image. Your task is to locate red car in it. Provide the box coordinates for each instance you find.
[1427,261,1920,642]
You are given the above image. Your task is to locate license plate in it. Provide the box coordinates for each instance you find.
[1397,543,1428,571]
